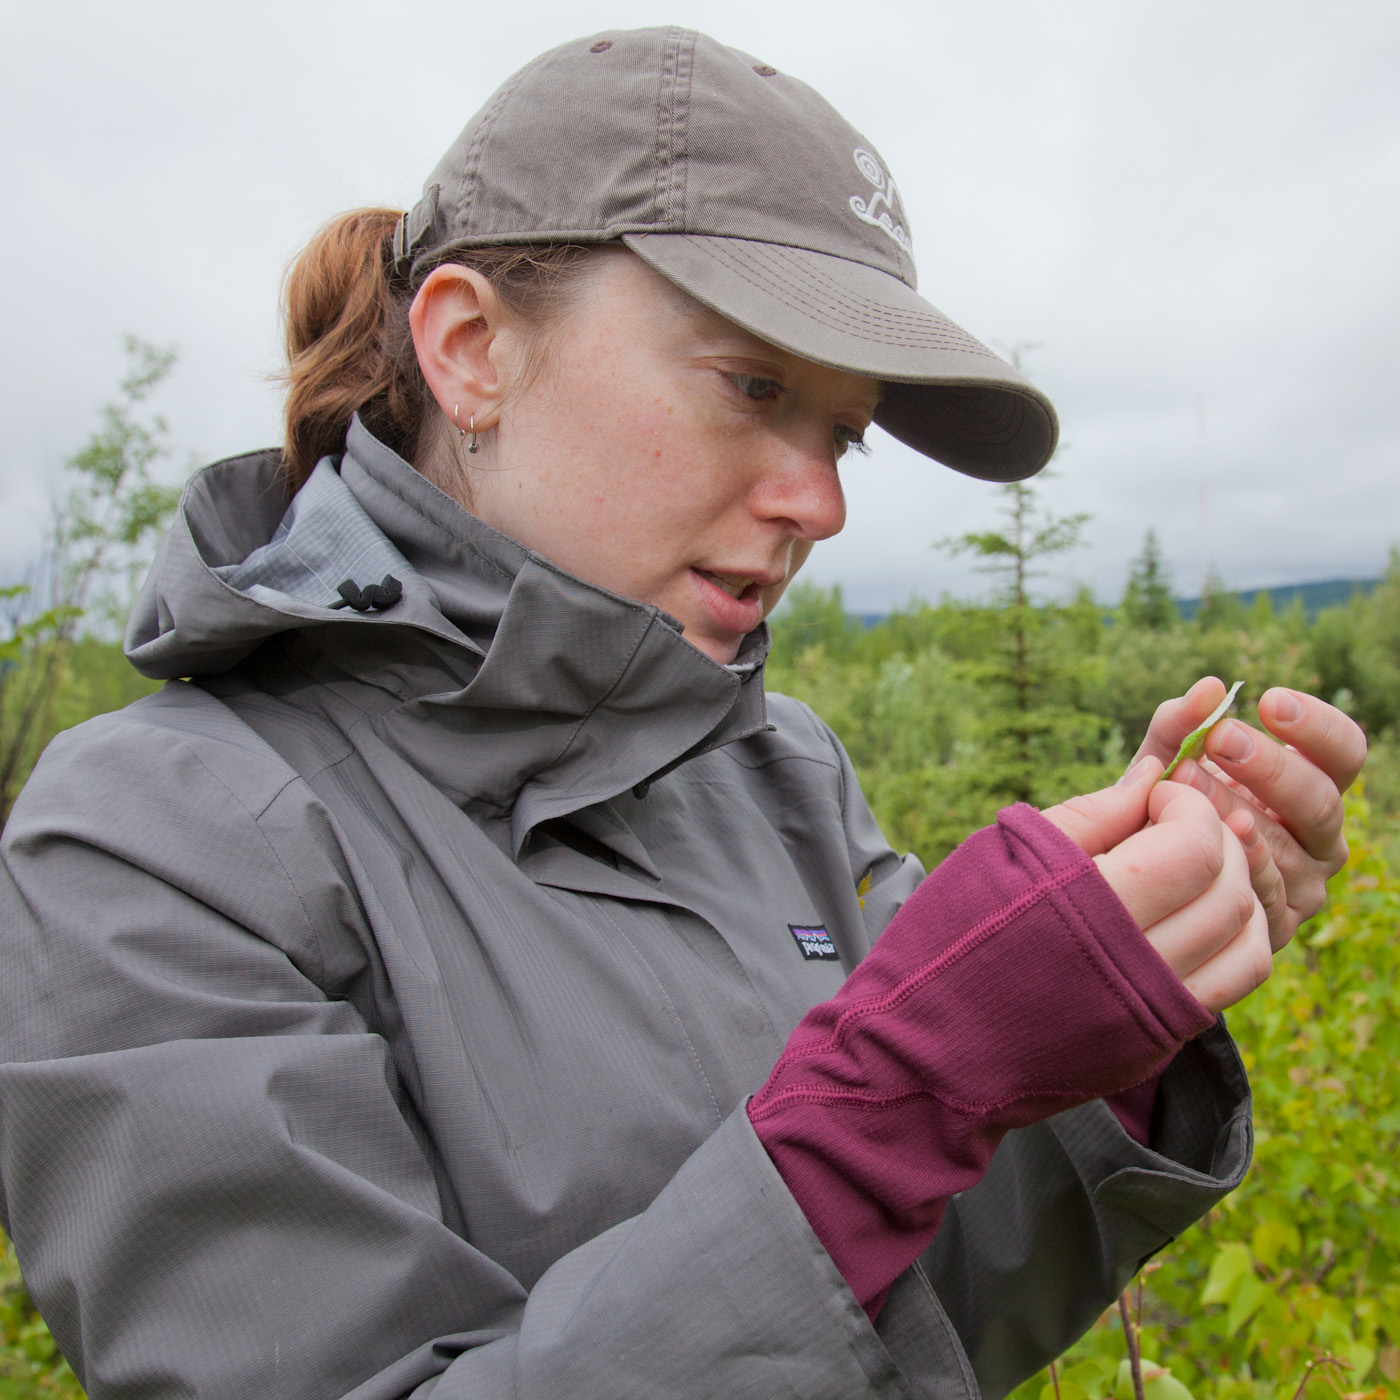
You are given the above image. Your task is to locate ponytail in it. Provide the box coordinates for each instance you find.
[280,212,597,493]
[281,208,415,491]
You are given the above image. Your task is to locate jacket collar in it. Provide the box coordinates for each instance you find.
[126,418,771,851]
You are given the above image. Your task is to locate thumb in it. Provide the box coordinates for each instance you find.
[1041,756,1163,856]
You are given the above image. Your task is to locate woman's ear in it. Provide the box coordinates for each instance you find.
[408,266,512,433]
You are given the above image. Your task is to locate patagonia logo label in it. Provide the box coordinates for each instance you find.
[790,925,839,961]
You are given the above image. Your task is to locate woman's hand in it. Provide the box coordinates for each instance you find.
[1043,763,1271,1013]
[1129,679,1366,951]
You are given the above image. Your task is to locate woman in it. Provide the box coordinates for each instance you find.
[0,27,1363,1400]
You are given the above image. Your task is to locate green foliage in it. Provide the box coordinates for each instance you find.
[771,530,1400,867]
[769,580,867,655]
[768,605,1002,859]
[1331,552,1400,738]
[50,337,183,633]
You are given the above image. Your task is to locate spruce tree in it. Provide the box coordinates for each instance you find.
[1121,529,1178,631]
[938,477,1097,805]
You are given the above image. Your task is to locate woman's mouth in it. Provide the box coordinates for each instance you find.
[689,568,768,637]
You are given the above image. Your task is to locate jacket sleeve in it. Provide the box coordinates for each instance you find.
[921,1023,1251,1400]
[0,709,971,1400]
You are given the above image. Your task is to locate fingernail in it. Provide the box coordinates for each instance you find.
[1213,722,1254,764]
[1271,689,1302,723]
[1116,757,1152,787]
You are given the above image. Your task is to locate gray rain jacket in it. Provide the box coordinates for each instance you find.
[0,419,1251,1400]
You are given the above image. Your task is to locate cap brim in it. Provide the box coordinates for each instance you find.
[623,233,1058,482]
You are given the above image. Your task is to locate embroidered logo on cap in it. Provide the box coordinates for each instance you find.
[790,924,839,961]
[849,148,912,255]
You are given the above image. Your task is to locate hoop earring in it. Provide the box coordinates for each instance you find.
[453,403,480,454]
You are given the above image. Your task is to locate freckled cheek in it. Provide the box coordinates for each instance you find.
[609,408,736,512]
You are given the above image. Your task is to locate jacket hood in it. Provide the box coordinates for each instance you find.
[125,418,771,848]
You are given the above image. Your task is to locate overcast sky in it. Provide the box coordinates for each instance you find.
[2,0,1396,613]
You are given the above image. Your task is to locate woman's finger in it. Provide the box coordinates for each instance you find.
[1224,806,1292,951]
[1172,754,1347,938]
[1202,718,1349,863]
[1180,893,1274,1013]
[1092,781,1224,932]
[1041,757,1160,856]
[1137,824,1257,982]
[1256,687,1368,794]
[1126,677,1228,770]
[1177,757,1306,947]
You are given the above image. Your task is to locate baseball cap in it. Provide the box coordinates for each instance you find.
[393,26,1058,482]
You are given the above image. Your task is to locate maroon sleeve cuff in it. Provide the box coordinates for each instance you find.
[750,803,1214,1319]
[994,804,1216,1051]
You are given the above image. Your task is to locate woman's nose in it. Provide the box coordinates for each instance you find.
[750,444,847,542]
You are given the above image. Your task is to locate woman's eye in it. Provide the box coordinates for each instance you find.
[726,373,786,401]
[835,425,871,457]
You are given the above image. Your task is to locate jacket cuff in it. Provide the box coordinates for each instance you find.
[1063,1020,1252,1234]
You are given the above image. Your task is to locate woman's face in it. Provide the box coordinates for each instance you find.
[423,250,880,664]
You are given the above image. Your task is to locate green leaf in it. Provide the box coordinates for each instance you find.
[1341,1343,1376,1382]
[1223,1273,1269,1338]
[1145,1373,1195,1400]
[1249,1217,1299,1270]
[1160,680,1244,781]
[1200,1241,1254,1306]
[1063,1359,1118,1396]
[1116,1359,1195,1400]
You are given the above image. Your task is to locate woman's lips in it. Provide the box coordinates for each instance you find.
[689,568,767,636]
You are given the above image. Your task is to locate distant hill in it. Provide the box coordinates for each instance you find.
[849,577,1382,630]
[1174,578,1381,621]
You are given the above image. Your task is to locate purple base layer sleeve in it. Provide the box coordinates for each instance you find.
[749,803,1214,1319]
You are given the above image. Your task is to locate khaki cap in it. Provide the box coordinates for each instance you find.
[395,26,1058,481]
